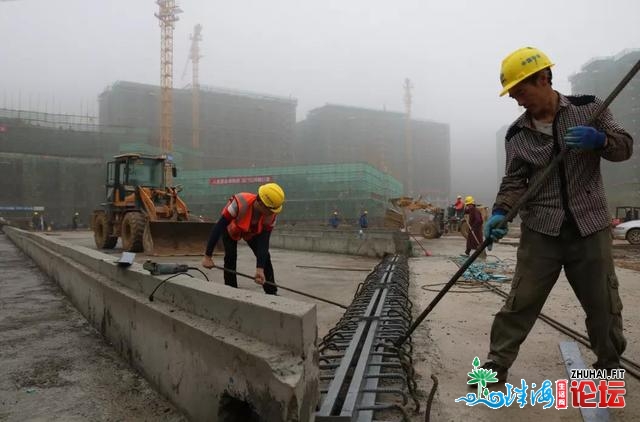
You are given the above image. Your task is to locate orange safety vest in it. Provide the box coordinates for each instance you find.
[225,193,276,241]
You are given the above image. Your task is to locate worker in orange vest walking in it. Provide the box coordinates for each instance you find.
[201,182,285,295]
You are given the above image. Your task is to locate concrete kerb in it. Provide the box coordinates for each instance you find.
[3,227,319,422]
[271,227,410,257]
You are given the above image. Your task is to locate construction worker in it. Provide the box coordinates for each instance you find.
[479,47,632,383]
[454,195,464,219]
[463,196,483,256]
[32,212,40,231]
[201,182,285,295]
[359,210,369,229]
[72,212,80,230]
[329,211,340,228]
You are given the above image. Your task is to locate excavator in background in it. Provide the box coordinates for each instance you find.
[384,196,445,239]
[91,153,214,256]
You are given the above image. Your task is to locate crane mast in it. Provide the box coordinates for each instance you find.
[403,78,413,196]
[155,0,181,156]
[189,24,202,149]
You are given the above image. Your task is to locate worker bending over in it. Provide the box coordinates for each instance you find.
[202,183,285,295]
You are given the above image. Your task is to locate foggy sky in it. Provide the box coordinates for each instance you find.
[1,0,639,205]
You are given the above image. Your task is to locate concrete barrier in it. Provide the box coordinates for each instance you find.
[3,227,319,422]
[270,227,410,257]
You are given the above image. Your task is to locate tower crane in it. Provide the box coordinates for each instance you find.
[403,78,414,195]
[187,24,202,150]
[155,0,182,160]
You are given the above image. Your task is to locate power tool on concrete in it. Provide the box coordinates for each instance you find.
[143,260,190,275]
[143,260,209,302]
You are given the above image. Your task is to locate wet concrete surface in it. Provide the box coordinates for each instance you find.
[0,231,187,422]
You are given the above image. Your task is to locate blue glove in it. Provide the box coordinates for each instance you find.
[484,210,508,250]
[564,126,606,150]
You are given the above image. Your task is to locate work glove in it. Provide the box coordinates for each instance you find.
[201,255,215,269]
[484,210,508,251]
[564,126,606,150]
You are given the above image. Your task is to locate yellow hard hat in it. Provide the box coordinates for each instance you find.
[364,210,368,214]
[464,195,475,205]
[258,182,285,214]
[34,212,39,215]
[499,46,554,96]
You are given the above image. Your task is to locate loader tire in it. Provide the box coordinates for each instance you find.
[93,212,118,249]
[122,212,146,252]
[422,222,439,239]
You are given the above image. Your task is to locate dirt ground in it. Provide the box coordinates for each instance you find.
[410,234,640,422]
[613,244,640,272]
[4,229,640,421]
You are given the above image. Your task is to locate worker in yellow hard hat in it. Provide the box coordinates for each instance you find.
[463,196,483,256]
[202,182,285,295]
[475,46,633,384]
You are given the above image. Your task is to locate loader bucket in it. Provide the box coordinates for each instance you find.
[144,221,216,256]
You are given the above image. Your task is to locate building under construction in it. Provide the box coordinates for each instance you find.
[98,81,297,170]
[177,162,403,224]
[0,108,147,227]
[569,49,640,207]
[295,104,451,206]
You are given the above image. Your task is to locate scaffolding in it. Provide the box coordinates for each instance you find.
[177,163,403,224]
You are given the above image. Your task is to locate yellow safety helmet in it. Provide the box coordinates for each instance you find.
[258,182,285,214]
[499,46,554,96]
[464,195,475,205]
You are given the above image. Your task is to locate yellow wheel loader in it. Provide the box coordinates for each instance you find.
[384,196,445,239]
[91,153,214,256]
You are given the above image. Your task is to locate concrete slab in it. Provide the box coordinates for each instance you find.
[47,229,381,338]
[23,229,640,421]
[3,227,323,422]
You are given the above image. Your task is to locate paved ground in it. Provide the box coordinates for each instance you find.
[3,228,639,421]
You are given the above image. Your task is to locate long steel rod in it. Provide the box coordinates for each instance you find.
[210,264,348,309]
[395,59,640,347]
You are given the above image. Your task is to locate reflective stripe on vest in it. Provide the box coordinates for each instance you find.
[226,193,276,241]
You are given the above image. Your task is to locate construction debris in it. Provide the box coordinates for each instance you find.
[449,255,512,282]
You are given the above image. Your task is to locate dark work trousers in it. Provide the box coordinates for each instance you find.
[488,222,626,370]
[222,230,277,295]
